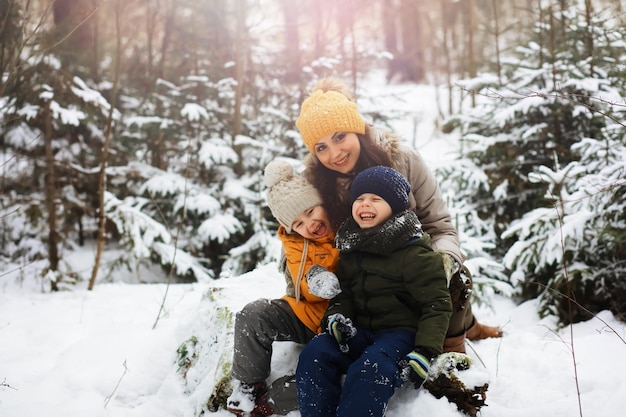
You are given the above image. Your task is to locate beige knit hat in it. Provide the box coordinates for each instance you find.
[296,78,366,153]
[264,160,322,233]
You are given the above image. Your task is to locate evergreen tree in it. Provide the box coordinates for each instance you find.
[502,132,626,323]
[445,0,626,323]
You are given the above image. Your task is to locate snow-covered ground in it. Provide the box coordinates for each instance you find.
[1,261,625,417]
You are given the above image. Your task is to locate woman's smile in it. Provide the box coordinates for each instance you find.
[333,154,350,168]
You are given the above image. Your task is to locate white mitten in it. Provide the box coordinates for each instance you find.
[306,264,341,299]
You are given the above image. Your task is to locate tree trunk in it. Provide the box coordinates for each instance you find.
[43,100,60,290]
[150,130,167,170]
[491,0,502,84]
[336,0,358,89]
[51,0,96,72]
[0,0,24,95]
[389,0,424,83]
[383,0,398,54]
[146,0,157,82]
[441,0,453,114]
[464,0,476,106]
[90,0,99,81]
[88,0,123,290]
[537,0,545,67]
[348,9,358,92]
[157,0,175,80]
[312,2,327,60]
[584,0,593,76]
[231,0,247,176]
[280,0,302,84]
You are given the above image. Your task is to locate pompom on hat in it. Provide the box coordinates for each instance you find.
[296,78,366,153]
[350,166,411,214]
[264,160,323,233]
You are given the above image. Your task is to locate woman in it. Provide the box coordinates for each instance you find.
[295,77,502,353]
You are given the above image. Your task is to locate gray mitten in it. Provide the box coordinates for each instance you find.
[306,264,342,299]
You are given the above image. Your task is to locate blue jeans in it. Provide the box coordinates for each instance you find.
[296,328,414,417]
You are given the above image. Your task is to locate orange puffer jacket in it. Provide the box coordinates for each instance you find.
[278,226,339,333]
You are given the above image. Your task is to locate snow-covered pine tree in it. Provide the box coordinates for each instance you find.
[1,43,307,285]
[502,131,626,323]
[436,158,513,304]
[0,53,114,289]
[112,73,305,281]
[444,0,626,322]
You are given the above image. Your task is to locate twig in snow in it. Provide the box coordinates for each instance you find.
[1,377,18,390]
[104,360,128,408]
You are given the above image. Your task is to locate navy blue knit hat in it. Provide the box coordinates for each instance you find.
[350,166,411,214]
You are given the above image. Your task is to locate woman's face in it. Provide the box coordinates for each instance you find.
[313,132,361,174]
[291,205,333,240]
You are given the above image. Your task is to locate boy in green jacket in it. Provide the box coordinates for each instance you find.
[296,166,452,417]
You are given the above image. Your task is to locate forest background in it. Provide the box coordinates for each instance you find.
[1,0,625,328]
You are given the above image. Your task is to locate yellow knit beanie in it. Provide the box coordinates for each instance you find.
[296,78,366,153]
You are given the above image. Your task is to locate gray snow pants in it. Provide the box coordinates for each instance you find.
[232,298,316,414]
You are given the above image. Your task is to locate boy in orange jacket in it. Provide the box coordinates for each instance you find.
[227,160,340,417]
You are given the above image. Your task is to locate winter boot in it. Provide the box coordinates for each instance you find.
[423,353,488,417]
[227,381,267,416]
[443,334,466,354]
[466,319,502,341]
[252,390,276,417]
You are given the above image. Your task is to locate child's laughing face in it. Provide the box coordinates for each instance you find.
[292,205,332,239]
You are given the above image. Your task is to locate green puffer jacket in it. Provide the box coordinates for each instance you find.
[325,211,452,355]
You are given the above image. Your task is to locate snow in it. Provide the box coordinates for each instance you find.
[199,139,239,168]
[181,103,209,122]
[175,192,221,217]
[198,213,244,244]
[72,76,116,118]
[1,260,625,417]
[140,172,190,197]
[16,105,41,122]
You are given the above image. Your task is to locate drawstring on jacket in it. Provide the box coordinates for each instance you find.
[294,239,309,302]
